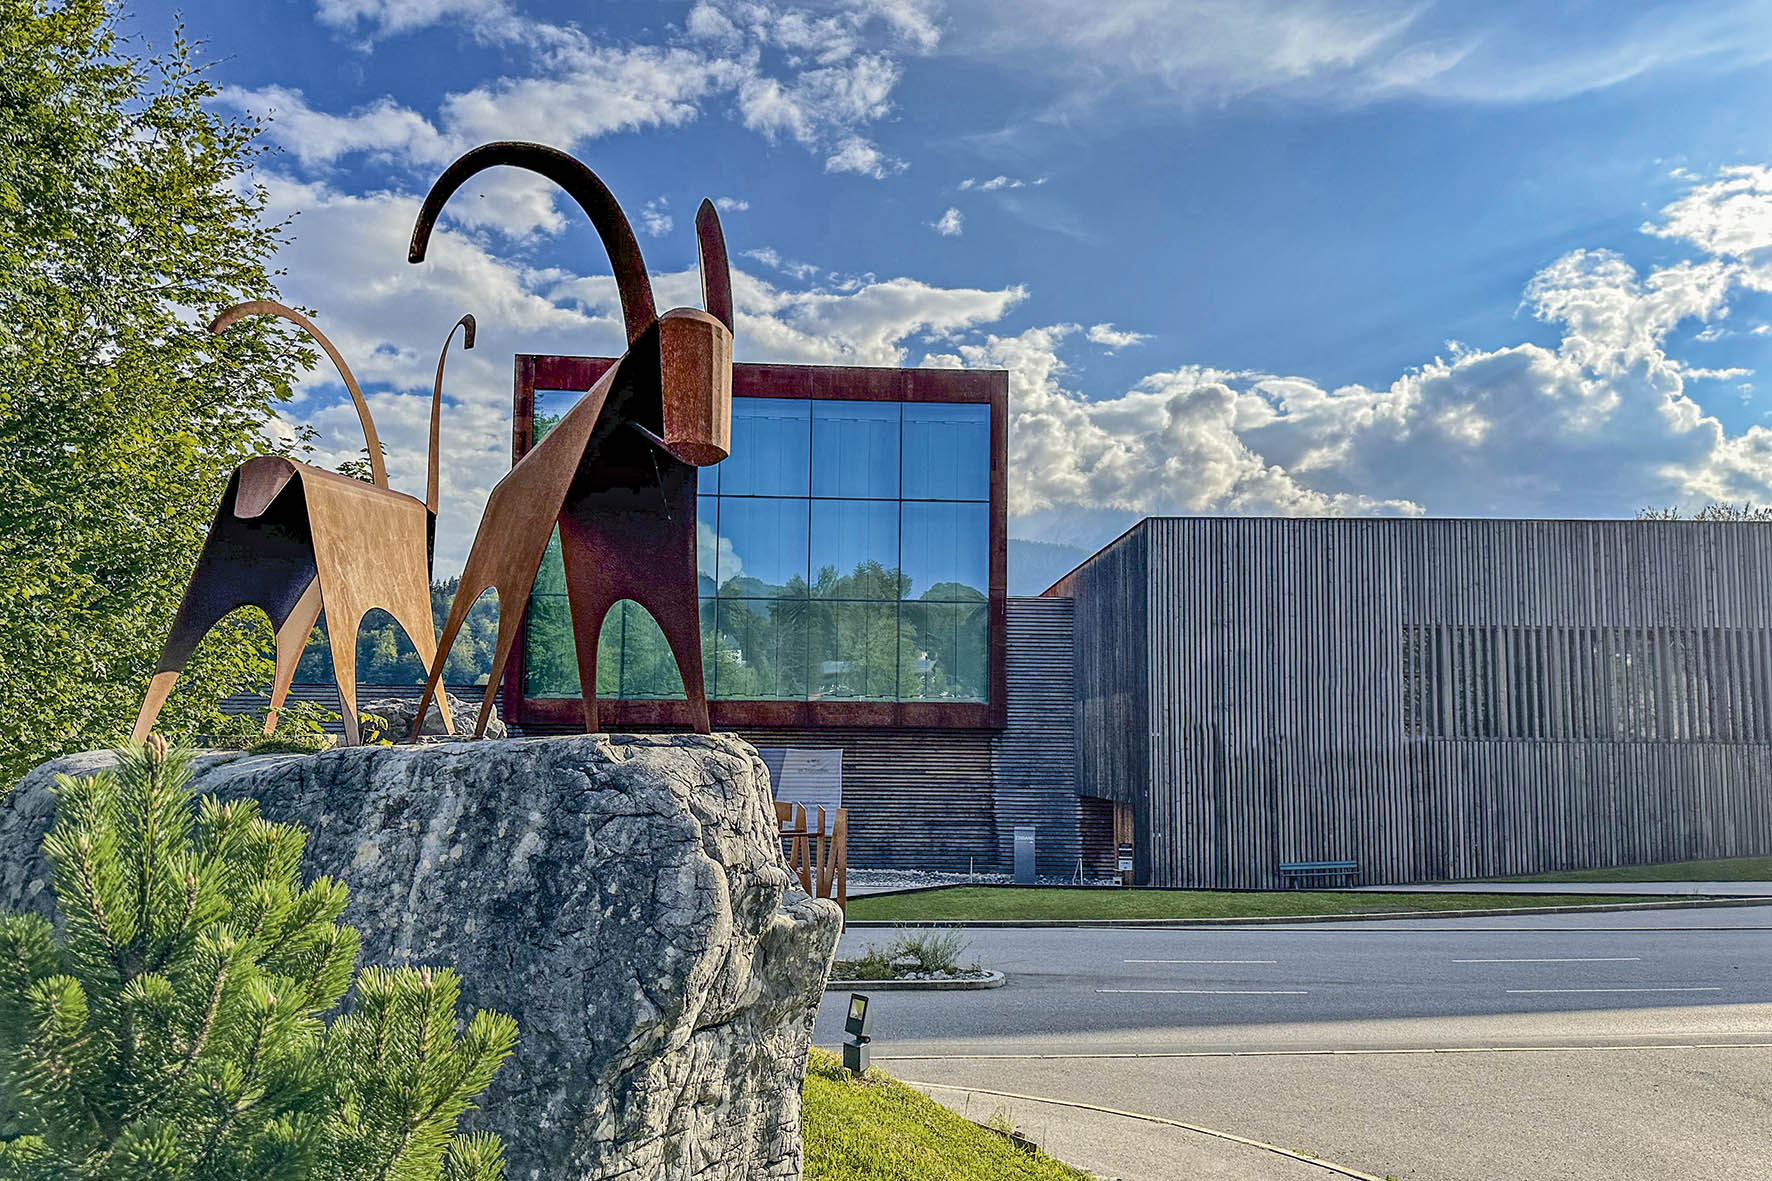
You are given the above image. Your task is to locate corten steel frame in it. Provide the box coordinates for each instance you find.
[408,141,735,738]
[133,302,472,746]
[508,358,1010,732]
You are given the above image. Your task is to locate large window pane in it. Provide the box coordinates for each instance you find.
[900,601,988,703]
[902,403,988,501]
[899,501,989,600]
[714,598,810,700]
[524,592,578,697]
[811,602,901,701]
[533,389,583,444]
[812,400,899,498]
[718,397,809,496]
[811,499,900,599]
[612,601,685,699]
[696,497,718,597]
[715,497,809,597]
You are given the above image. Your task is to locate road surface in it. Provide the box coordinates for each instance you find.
[814,905,1772,1179]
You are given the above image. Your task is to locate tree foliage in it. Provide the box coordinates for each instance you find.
[0,0,311,778]
[0,740,516,1180]
[1638,502,1772,522]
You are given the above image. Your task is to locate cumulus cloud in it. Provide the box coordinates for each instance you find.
[247,0,935,239]
[639,198,673,238]
[714,196,750,212]
[931,207,964,236]
[258,148,1772,569]
[1086,322,1148,350]
[959,174,1042,191]
[824,135,905,178]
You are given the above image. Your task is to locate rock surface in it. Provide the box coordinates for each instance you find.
[358,691,508,740]
[3,734,841,1180]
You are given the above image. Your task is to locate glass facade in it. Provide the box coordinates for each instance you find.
[524,390,991,704]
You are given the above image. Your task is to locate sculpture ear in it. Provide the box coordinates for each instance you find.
[410,142,658,346]
[696,199,733,333]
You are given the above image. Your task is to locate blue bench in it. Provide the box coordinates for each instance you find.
[1278,860,1358,888]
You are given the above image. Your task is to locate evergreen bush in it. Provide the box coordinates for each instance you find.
[0,737,517,1180]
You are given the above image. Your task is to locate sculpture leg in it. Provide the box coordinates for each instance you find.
[413,584,481,741]
[378,550,455,738]
[646,580,711,734]
[132,511,306,744]
[324,602,365,747]
[131,671,181,746]
[264,578,323,735]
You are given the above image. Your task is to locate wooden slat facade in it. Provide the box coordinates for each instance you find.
[1053,517,1772,888]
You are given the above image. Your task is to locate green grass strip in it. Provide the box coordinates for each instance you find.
[802,1048,1091,1180]
[1508,856,1772,883]
[844,886,1663,923]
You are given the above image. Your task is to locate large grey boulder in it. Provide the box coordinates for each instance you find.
[2,734,841,1180]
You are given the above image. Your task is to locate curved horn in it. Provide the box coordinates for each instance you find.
[427,313,475,516]
[408,142,657,345]
[695,199,733,332]
[211,299,386,488]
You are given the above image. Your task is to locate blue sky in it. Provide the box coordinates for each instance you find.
[130,0,1772,581]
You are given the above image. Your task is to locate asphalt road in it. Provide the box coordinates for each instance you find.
[814,905,1772,1179]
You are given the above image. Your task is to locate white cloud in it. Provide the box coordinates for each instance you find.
[640,198,673,238]
[944,0,1772,113]
[932,207,964,236]
[1086,322,1149,350]
[264,0,931,220]
[714,196,750,212]
[824,136,905,178]
[960,174,1040,191]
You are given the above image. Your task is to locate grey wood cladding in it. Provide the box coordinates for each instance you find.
[1053,517,1772,888]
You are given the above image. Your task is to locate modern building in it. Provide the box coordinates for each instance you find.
[1052,516,1772,887]
[506,354,1100,878]
[260,356,1772,887]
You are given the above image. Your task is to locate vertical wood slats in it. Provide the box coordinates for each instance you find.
[1066,517,1772,888]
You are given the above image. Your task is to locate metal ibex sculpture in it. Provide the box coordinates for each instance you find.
[408,141,734,737]
[133,302,475,745]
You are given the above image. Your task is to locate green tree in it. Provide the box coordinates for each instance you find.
[1638,502,1772,522]
[0,740,516,1179]
[0,0,310,779]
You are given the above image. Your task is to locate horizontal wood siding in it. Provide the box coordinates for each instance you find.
[1073,517,1772,887]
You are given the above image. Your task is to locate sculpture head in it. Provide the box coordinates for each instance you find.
[407,142,734,466]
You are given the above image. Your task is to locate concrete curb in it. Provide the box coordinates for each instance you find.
[824,970,1006,991]
[843,895,1772,929]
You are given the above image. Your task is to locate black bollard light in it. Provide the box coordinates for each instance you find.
[842,992,874,1073]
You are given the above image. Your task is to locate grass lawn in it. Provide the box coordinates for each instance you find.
[843,885,1661,923]
[802,1048,1090,1180]
[1509,856,1772,883]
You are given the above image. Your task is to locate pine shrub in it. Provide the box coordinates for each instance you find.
[0,737,517,1180]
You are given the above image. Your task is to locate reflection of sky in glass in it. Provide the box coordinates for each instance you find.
[716,497,808,596]
[525,386,991,703]
[903,403,989,501]
[813,401,899,499]
[718,398,809,496]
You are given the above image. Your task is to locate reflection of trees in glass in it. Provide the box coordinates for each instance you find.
[296,579,499,686]
[698,562,986,703]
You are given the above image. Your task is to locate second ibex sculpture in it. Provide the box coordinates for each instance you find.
[408,141,734,736]
[132,303,473,745]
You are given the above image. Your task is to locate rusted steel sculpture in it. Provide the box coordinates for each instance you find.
[132,302,474,745]
[407,141,734,737]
